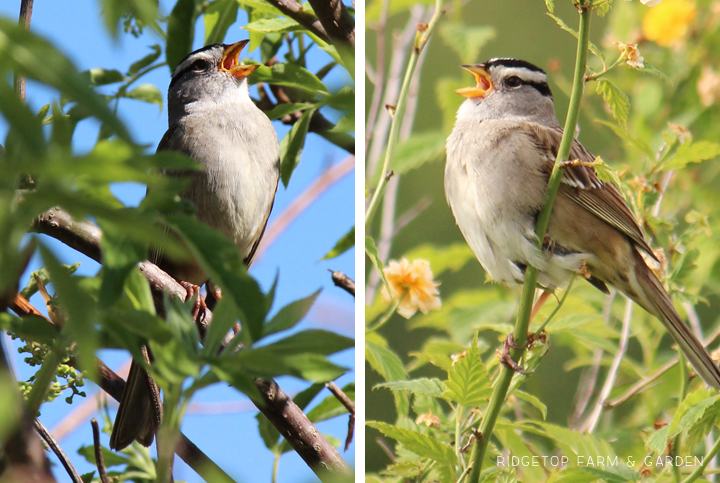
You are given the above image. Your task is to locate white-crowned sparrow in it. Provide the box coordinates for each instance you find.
[109,40,281,450]
[445,58,720,389]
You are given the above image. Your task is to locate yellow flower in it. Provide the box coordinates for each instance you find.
[642,0,696,47]
[382,258,441,319]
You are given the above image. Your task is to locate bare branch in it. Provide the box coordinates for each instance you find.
[325,381,354,450]
[90,419,109,483]
[14,0,34,101]
[255,379,353,477]
[307,0,355,49]
[330,270,355,296]
[34,419,83,483]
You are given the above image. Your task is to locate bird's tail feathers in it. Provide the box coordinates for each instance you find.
[634,252,720,390]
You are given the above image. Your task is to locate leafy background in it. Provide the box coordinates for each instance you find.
[365,0,720,481]
[0,0,355,481]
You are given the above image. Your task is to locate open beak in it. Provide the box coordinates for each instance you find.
[455,64,493,98]
[221,40,259,79]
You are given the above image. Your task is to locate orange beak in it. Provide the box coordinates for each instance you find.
[221,40,259,79]
[455,64,494,98]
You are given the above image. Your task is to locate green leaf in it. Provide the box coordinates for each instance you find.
[166,0,200,71]
[250,63,329,94]
[329,112,354,133]
[77,445,130,468]
[321,226,354,261]
[443,334,492,407]
[662,141,720,171]
[255,329,353,356]
[596,79,630,128]
[366,335,409,416]
[167,215,267,341]
[402,243,475,277]
[367,421,457,467]
[82,68,125,86]
[515,390,547,420]
[264,103,314,121]
[256,412,281,450]
[0,19,132,143]
[439,23,495,64]
[323,86,354,111]
[280,108,316,187]
[204,0,239,45]
[365,237,389,291]
[595,120,653,157]
[547,13,605,62]
[128,44,162,76]
[222,350,348,381]
[243,17,302,33]
[199,297,240,357]
[638,61,670,81]
[375,378,445,398]
[0,81,46,158]
[124,84,163,110]
[306,383,355,423]
[545,0,555,13]
[263,290,321,336]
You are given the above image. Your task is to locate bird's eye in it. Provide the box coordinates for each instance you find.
[192,60,208,71]
[505,76,522,88]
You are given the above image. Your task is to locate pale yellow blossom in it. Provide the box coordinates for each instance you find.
[640,0,663,6]
[697,67,720,107]
[642,0,696,46]
[381,258,441,319]
[616,42,645,69]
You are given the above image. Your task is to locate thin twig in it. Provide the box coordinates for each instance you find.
[14,0,34,101]
[330,270,355,296]
[90,419,109,483]
[582,298,633,433]
[366,6,425,179]
[365,0,391,151]
[34,419,82,483]
[570,290,614,428]
[605,318,720,408]
[325,381,355,451]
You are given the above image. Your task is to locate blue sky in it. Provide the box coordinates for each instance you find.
[0,1,355,481]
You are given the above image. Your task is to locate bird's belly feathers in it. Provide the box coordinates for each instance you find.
[445,119,586,288]
[182,110,280,261]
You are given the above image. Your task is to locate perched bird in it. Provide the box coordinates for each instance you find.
[110,40,281,450]
[444,58,720,389]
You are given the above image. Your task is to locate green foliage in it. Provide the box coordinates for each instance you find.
[1,0,354,477]
[366,0,720,481]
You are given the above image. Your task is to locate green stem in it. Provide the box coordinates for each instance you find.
[455,404,465,474]
[156,385,182,483]
[366,298,400,332]
[673,352,688,483]
[25,344,64,416]
[535,274,576,335]
[681,429,720,483]
[467,3,592,482]
[364,0,443,228]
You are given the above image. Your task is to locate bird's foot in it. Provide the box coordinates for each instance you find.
[499,334,533,375]
[180,281,207,322]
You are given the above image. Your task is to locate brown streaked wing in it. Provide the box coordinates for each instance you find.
[526,123,657,260]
